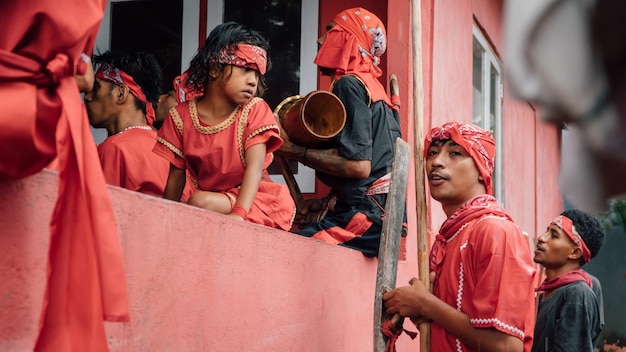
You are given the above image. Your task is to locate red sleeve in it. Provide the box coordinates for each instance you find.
[154,105,186,169]
[243,99,282,153]
[467,218,537,340]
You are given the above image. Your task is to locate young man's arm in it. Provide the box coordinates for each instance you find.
[383,278,523,352]
[305,147,370,179]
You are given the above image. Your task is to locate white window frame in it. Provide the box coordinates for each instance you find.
[472,25,504,205]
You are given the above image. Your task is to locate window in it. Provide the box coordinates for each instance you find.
[95,0,319,193]
[472,25,504,204]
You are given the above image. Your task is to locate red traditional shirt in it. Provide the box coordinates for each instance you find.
[98,127,193,200]
[154,97,295,230]
[431,196,537,352]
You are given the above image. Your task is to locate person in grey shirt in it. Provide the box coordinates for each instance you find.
[532,209,605,352]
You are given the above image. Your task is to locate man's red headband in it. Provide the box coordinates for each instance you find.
[424,121,496,194]
[552,215,592,263]
[95,64,156,126]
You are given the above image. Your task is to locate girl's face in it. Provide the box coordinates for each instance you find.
[220,65,259,105]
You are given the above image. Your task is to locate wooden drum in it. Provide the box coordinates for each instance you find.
[274,90,346,148]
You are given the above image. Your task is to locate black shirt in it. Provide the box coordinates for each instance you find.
[317,75,402,218]
[532,280,602,352]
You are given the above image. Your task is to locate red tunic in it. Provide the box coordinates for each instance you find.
[431,204,537,352]
[98,127,193,200]
[0,1,129,351]
[154,97,295,230]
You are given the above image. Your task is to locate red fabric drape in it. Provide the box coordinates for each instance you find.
[0,1,129,351]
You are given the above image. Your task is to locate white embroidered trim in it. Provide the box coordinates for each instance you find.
[470,317,525,339]
[447,222,471,244]
[456,246,467,310]
[474,214,510,225]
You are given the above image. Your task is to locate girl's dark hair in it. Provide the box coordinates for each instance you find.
[186,22,271,96]
[93,50,163,113]
[561,209,605,265]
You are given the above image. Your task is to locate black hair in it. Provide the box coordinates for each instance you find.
[561,209,605,265]
[186,22,271,97]
[92,50,163,114]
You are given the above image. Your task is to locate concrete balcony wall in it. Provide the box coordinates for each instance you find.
[1,170,418,351]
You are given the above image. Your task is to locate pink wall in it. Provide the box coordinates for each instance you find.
[0,170,419,351]
[426,0,563,233]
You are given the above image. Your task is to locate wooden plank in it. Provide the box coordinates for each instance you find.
[373,137,411,351]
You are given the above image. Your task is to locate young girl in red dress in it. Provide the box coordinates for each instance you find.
[153,22,295,230]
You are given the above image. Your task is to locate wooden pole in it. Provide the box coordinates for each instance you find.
[411,0,430,351]
[274,156,305,211]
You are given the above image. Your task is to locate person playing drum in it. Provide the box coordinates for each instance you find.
[275,7,402,257]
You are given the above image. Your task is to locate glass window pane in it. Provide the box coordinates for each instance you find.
[473,27,503,203]
[472,38,485,127]
[111,0,183,94]
[489,63,499,132]
[224,0,302,110]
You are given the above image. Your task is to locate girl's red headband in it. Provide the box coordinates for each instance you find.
[216,44,267,75]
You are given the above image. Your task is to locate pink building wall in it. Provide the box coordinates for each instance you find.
[426,0,563,234]
[0,170,419,351]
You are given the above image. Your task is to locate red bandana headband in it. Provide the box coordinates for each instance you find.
[216,43,267,75]
[173,71,201,104]
[552,215,592,263]
[95,64,156,126]
[424,122,496,194]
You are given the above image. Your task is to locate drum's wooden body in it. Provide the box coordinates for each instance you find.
[275,91,346,148]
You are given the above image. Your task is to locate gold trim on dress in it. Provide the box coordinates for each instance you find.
[190,99,239,134]
[156,136,184,159]
[246,125,280,145]
[237,98,262,165]
[169,107,184,136]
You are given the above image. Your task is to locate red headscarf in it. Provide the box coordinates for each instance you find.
[536,269,592,291]
[424,121,496,194]
[96,63,156,126]
[314,7,392,107]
